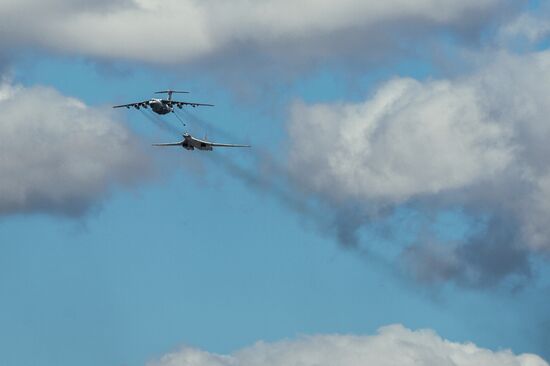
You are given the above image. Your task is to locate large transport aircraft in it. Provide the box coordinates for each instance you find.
[113,90,214,115]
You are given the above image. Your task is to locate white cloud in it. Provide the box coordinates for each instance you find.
[0,0,506,64]
[288,77,514,203]
[0,80,150,216]
[286,50,550,285]
[148,324,548,366]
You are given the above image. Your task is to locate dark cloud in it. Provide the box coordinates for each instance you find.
[402,214,533,289]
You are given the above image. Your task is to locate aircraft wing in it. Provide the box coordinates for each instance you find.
[167,100,215,108]
[192,135,250,148]
[210,142,251,148]
[113,101,149,108]
[152,141,183,147]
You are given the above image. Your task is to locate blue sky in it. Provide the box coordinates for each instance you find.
[1,1,550,366]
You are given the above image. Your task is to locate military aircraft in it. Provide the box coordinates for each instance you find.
[113,90,214,115]
[153,132,250,151]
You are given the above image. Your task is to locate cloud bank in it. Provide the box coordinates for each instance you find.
[0,81,150,216]
[149,324,547,366]
[0,0,510,65]
[287,50,550,287]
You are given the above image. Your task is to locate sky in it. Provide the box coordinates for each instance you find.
[1,1,550,365]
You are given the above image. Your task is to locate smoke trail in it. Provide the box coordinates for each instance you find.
[205,152,317,219]
[139,109,182,137]
[181,110,291,178]
[181,111,395,274]
[169,110,397,273]
[205,151,402,279]
[179,109,231,140]
[182,109,369,238]
[180,111,314,211]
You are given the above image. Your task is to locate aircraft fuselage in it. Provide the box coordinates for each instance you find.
[149,99,172,115]
[182,134,213,151]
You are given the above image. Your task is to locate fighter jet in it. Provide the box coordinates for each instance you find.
[113,90,214,115]
[153,133,250,151]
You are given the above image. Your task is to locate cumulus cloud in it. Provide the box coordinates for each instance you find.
[289,78,514,203]
[148,324,548,366]
[0,80,150,216]
[0,0,510,65]
[287,50,550,287]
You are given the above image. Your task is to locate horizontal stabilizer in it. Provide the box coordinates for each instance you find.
[155,90,189,94]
